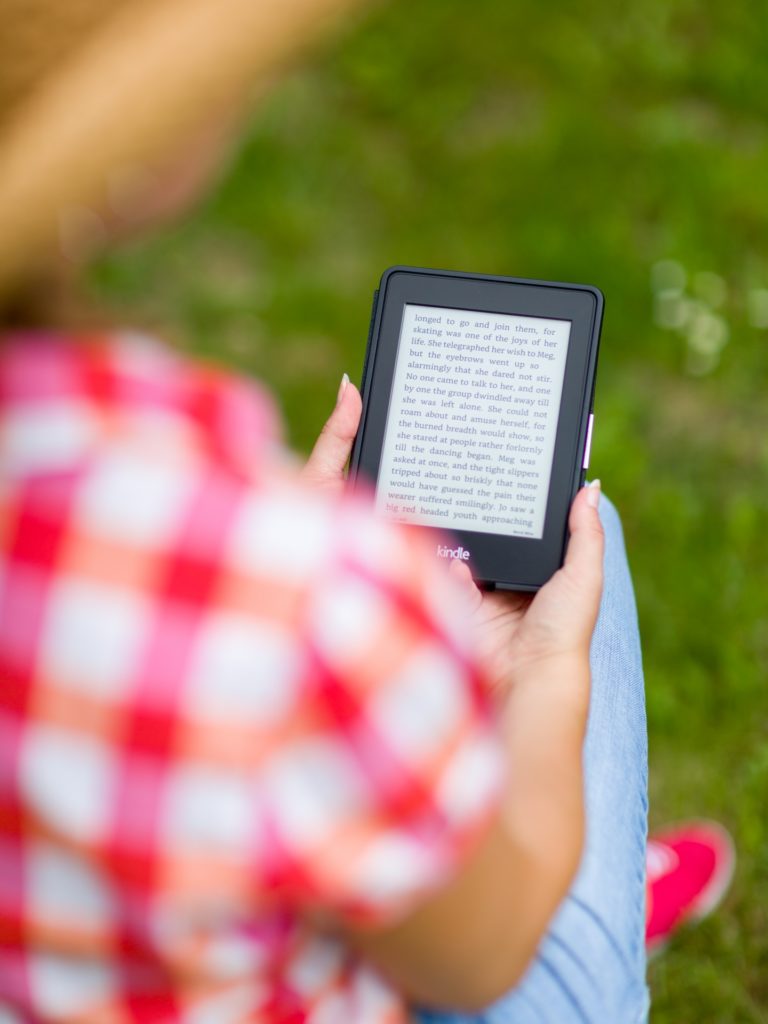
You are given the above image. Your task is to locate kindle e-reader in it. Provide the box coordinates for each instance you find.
[349,266,603,590]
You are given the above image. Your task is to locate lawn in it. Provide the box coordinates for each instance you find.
[91,0,768,1018]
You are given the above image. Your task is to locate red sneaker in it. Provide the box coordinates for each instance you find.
[645,820,735,957]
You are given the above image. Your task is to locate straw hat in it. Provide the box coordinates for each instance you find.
[0,0,364,304]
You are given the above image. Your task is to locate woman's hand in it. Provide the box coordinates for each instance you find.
[301,373,362,492]
[449,483,604,695]
[301,371,604,698]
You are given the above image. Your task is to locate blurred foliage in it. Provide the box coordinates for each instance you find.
[90,0,768,1018]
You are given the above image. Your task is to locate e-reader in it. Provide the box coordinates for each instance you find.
[349,266,603,590]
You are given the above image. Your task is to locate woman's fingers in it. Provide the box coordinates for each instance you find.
[302,375,363,490]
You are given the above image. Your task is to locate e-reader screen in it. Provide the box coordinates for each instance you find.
[374,303,571,539]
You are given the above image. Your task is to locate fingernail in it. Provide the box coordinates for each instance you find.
[336,372,349,407]
[586,479,601,509]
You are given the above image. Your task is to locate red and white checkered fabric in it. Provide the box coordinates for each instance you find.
[0,333,504,1023]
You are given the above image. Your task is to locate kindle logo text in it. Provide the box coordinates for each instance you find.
[436,544,470,561]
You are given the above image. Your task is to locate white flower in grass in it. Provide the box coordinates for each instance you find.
[685,305,729,376]
[651,259,731,376]
[651,259,687,293]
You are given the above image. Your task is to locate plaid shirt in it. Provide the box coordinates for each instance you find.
[0,333,503,1023]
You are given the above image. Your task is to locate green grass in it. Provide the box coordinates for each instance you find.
[90,0,768,1018]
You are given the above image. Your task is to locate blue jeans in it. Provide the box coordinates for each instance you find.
[415,496,650,1024]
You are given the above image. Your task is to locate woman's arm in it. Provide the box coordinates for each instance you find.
[345,485,604,1012]
[304,384,604,1012]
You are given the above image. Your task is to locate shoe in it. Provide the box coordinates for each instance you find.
[645,819,735,957]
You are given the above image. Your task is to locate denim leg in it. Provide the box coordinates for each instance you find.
[414,495,650,1024]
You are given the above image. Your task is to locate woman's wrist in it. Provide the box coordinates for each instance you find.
[501,654,590,762]
[495,652,590,862]
[500,650,591,717]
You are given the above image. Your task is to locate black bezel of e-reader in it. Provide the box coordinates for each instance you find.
[348,266,603,591]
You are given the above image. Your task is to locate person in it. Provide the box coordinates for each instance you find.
[0,2,733,1021]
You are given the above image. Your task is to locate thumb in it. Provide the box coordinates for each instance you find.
[303,374,363,489]
[561,480,604,603]
[512,481,604,665]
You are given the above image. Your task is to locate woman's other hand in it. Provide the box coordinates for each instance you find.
[301,373,363,493]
